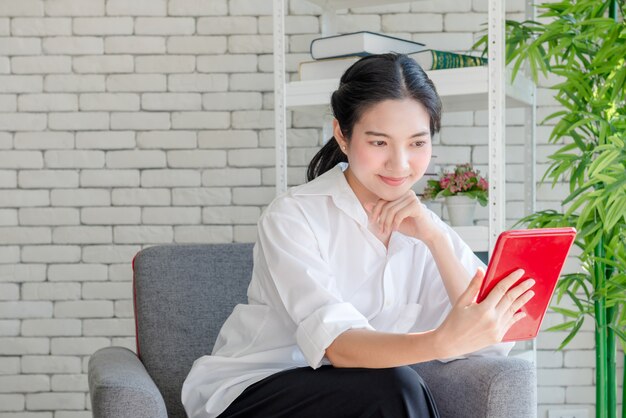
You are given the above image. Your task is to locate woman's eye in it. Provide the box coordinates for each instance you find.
[412,141,426,147]
[371,140,386,146]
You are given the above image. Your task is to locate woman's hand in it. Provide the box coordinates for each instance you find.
[365,190,442,244]
[433,268,535,359]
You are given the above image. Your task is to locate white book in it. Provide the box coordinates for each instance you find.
[298,57,360,81]
[310,31,426,60]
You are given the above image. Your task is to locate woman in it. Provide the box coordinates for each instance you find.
[182,53,535,418]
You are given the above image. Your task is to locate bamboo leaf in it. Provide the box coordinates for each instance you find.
[589,150,620,177]
[566,289,587,313]
[556,318,585,351]
[546,320,577,332]
[602,171,626,194]
[563,182,594,206]
[604,195,626,231]
[551,306,581,318]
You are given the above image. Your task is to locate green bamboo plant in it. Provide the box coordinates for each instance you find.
[476,1,626,417]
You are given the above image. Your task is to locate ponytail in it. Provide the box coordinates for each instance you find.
[306,137,347,181]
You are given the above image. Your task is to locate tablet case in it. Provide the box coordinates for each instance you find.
[476,227,577,341]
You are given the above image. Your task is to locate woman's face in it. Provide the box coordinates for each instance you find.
[334,98,433,205]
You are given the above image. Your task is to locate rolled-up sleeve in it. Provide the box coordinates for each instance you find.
[296,302,371,368]
[256,201,373,369]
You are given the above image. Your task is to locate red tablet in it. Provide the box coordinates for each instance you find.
[475,227,577,342]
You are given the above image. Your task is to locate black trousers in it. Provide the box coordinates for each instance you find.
[218,365,440,418]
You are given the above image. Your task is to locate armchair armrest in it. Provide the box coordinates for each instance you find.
[88,347,168,418]
[411,357,536,418]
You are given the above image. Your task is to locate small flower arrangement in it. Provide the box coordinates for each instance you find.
[423,163,489,206]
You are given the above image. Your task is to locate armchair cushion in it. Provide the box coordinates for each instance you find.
[412,356,537,418]
[132,243,254,418]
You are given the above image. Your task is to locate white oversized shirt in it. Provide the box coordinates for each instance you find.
[182,163,512,418]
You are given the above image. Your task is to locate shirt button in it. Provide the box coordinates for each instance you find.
[384,299,391,308]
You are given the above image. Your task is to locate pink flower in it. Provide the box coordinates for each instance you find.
[422,163,488,206]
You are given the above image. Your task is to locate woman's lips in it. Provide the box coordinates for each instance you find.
[379,175,407,186]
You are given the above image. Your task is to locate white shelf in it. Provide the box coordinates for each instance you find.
[287,67,534,112]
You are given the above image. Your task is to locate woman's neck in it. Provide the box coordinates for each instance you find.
[343,168,378,208]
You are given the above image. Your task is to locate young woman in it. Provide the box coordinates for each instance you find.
[182,53,535,418]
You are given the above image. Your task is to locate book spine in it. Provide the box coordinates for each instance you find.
[430,50,487,69]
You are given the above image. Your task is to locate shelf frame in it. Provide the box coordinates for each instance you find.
[487,0,506,253]
[273,0,538,365]
[273,0,288,195]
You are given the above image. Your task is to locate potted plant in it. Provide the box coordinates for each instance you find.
[423,163,489,226]
[475,1,626,417]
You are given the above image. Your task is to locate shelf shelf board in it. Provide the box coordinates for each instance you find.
[286,67,534,113]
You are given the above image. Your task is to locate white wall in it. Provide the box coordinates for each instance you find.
[0,0,622,416]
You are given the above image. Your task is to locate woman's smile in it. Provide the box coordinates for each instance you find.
[378,175,408,186]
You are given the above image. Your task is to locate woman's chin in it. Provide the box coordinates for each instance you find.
[372,186,411,202]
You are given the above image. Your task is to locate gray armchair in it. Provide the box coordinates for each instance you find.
[88,243,537,418]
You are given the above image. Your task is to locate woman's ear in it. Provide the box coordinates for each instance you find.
[332,119,348,153]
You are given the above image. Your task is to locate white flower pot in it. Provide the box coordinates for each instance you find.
[445,195,476,226]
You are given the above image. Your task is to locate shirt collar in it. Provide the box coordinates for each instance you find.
[292,163,369,227]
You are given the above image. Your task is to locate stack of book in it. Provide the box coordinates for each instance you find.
[299,31,487,81]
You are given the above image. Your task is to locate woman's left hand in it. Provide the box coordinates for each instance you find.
[366,190,442,244]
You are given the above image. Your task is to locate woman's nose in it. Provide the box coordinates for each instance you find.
[385,148,410,172]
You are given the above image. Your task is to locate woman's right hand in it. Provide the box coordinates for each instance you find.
[433,268,535,359]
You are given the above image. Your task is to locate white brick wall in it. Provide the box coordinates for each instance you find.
[0,1,621,417]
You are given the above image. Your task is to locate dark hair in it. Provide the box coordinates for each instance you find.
[306,53,442,181]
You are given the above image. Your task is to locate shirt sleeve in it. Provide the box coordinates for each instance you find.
[256,199,373,369]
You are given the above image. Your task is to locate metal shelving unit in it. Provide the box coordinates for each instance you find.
[273,0,537,362]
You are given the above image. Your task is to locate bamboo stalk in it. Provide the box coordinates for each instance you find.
[607,306,616,418]
[605,261,617,418]
[609,4,626,418]
[608,0,618,19]
[605,4,618,417]
[595,238,608,418]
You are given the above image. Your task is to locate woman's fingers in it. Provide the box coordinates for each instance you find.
[370,199,386,226]
[495,277,535,313]
[482,269,525,308]
[504,286,535,318]
[376,192,418,234]
[377,196,407,233]
[385,199,415,233]
[366,192,436,241]
[504,310,528,333]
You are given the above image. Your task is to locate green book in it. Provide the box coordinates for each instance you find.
[408,50,487,70]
